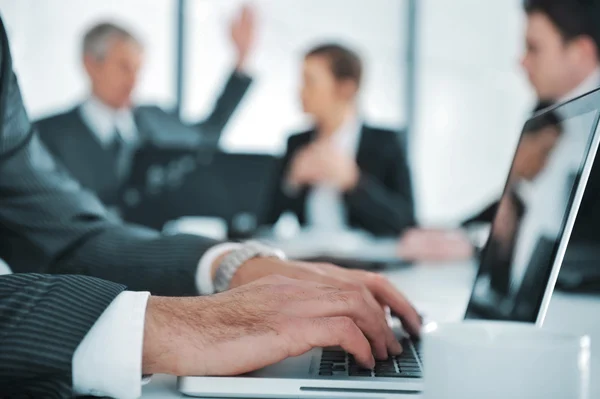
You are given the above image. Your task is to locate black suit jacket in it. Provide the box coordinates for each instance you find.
[267,126,415,236]
[35,72,251,206]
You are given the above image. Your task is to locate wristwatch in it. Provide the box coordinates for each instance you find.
[214,241,285,293]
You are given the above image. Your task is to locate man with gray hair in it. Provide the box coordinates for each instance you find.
[35,6,255,209]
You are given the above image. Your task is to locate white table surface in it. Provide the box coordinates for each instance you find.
[141,261,600,398]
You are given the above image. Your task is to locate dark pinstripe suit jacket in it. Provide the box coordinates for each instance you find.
[0,16,217,399]
[0,274,125,398]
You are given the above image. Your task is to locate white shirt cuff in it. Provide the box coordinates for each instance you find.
[72,291,150,399]
[196,243,243,295]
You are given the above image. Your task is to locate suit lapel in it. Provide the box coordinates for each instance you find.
[355,125,373,170]
[133,107,152,145]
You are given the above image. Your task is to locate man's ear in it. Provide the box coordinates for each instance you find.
[338,79,359,101]
[572,35,598,65]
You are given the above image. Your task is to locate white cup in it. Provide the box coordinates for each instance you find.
[422,321,590,399]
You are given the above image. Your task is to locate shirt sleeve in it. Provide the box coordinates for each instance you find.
[72,291,150,399]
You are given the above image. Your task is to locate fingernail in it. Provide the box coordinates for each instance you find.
[369,356,376,369]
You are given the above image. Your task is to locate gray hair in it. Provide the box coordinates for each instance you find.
[82,22,142,60]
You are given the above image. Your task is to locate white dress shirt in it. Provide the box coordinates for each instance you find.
[305,115,362,230]
[79,96,139,147]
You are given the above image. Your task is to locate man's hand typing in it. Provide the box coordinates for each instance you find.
[230,258,422,337]
[142,275,405,377]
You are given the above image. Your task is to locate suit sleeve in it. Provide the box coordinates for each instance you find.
[191,70,252,143]
[0,20,217,297]
[0,273,125,398]
[344,133,416,236]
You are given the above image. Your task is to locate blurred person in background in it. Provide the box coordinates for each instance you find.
[520,0,600,247]
[398,0,600,262]
[521,0,600,104]
[267,44,415,237]
[35,5,256,208]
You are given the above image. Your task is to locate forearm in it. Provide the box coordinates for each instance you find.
[142,296,191,376]
[51,224,217,296]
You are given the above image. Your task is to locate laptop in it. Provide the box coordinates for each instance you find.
[178,88,600,398]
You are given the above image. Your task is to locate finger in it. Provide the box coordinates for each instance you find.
[359,286,403,356]
[361,273,422,337]
[290,290,389,361]
[294,316,375,369]
[314,274,402,357]
[257,263,399,355]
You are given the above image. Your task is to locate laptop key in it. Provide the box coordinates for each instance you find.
[399,366,421,372]
[349,367,372,374]
[375,367,396,373]
[399,372,422,378]
[349,372,372,377]
[398,360,419,365]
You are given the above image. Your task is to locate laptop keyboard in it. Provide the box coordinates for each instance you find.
[318,339,422,379]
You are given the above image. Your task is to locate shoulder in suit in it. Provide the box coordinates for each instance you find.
[285,125,403,154]
[36,106,85,149]
[35,105,130,206]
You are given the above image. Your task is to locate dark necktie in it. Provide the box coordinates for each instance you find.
[109,128,133,182]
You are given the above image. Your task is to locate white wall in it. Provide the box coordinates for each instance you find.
[182,0,406,153]
[413,0,534,224]
[0,0,177,120]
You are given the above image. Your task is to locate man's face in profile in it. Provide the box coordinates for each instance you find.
[84,38,143,109]
[521,12,580,101]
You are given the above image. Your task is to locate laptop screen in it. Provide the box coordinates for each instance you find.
[465,92,600,323]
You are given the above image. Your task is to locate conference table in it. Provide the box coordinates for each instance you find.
[141,258,600,398]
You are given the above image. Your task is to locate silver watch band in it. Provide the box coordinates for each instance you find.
[213,242,285,293]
